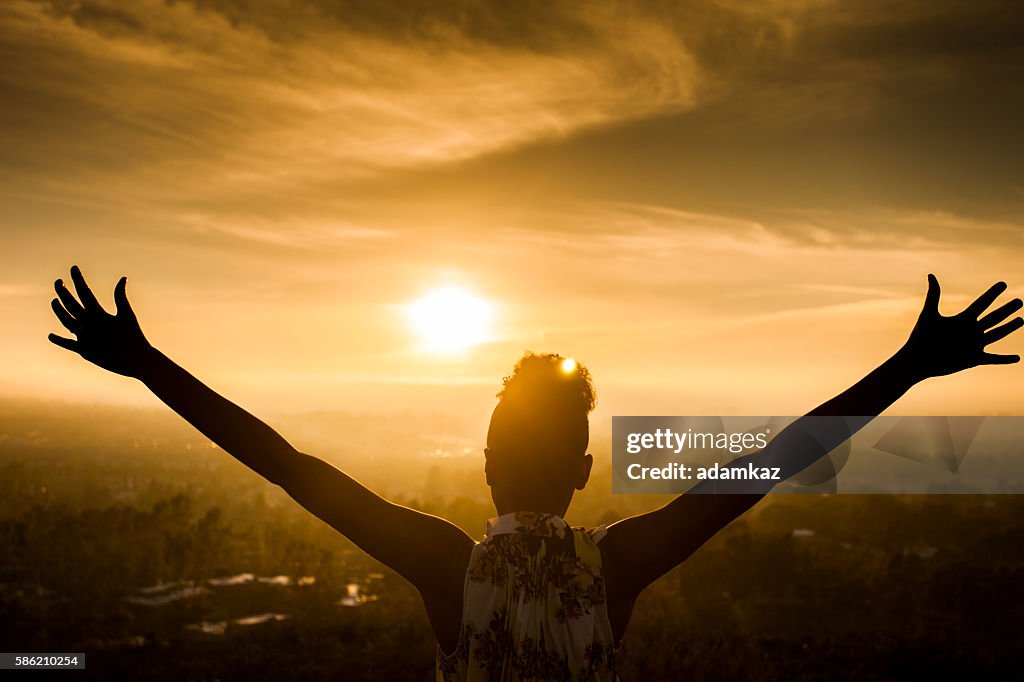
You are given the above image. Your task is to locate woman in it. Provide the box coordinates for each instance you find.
[48,266,1021,680]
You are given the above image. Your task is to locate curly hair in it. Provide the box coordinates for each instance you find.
[496,352,596,414]
[488,352,595,488]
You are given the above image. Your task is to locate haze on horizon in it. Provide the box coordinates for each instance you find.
[1,0,1022,424]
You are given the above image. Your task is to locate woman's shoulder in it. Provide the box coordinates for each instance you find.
[568,522,609,544]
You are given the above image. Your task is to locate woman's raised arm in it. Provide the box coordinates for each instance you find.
[47,266,473,610]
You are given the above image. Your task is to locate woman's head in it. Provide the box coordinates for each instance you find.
[485,352,596,515]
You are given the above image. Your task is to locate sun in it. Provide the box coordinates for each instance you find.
[407,286,494,354]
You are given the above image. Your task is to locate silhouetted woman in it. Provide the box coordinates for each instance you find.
[48,266,1021,680]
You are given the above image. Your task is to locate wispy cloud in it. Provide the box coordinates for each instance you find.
[0,0,700,207]
[178,213,392,250]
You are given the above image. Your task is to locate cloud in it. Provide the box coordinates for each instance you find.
[485,200,1022,256]
[0,0,700,208]
[2,0,1022,264]
[178,212,391,250]
[4,0,1022,225]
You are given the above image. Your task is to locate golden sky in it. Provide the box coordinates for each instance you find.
[1,0,1022,422]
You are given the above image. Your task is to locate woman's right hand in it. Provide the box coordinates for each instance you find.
[49,265,155,378]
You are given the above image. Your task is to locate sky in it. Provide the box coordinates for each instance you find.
[1,0,1022,425]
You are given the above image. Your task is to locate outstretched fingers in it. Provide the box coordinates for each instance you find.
[979,298,1023,329]
[69,265,103,313]
[54,279,85,319]
[964,281,1008,319]
[48,333,80,353]
[982,317,1023,345]
[51,298,79,333]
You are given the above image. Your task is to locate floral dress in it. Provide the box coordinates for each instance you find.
[436,511,618,681]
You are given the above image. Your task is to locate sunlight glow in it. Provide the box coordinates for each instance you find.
[561,357,577,373]
[407,286,494,354]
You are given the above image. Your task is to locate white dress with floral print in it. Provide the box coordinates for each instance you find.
[436,511,617,681]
